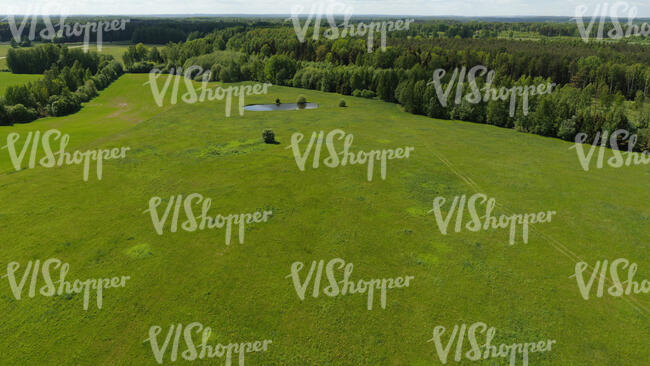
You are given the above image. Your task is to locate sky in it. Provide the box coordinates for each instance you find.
[1,0,650,17]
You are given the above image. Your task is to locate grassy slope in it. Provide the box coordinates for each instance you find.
[0,74,648,365]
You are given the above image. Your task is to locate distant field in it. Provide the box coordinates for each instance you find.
[0,72,41,94]
[0,44,11,57]
[64,43,132,63]
[0,74,647,365]
[0,44,10,70]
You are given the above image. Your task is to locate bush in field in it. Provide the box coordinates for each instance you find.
[210,64,222,81]
[0,100,8,125]
[633,128,649,152]
[92,61,123,90]
[184,65,205,80]
[219,66,236,82]
[4,84,35,108]
[275,98,281,105]
[639,109,650,129]
[6,104,38,123]
[557,116,578,141]
[297,95,307,105]
[92,73,110,90]
[75,80,98,103]
[262,129,276,144]
[339,99,346,107]
[74,89,92,103]
[127,61,157,73]
[47,91,81,117]
[84,79,98,96]
[264,55,297,85]
[122,43,149,68]
[352,89,376,99]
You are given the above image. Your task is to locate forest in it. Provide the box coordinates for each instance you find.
[1,45,123,123]
[119,20,650,151]
[2,17,650,150]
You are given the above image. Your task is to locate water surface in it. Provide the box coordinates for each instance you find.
[244,103,319,111]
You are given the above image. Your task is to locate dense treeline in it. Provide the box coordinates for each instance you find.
[129,29,650,100]
[6,44,105,74]
[289,62,648,151]
[3,16,649,45]
[0,17,269,44]
[401,20,650,39]
[127,19,258,44]
[122,24,650,151]
[0,45,123,125]
[227,27,650,99]
[4,16,650,43]
[5,17,650,147]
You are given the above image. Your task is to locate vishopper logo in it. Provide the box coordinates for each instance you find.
[1,3,129,52]
[1,3,70,42]
[1,129,130,181]
[287,258,415,310]
[1,258,130,310]
[288,0,414,53]
[287,129,415,181]
[570,129,650,171]
[144,322,272,364]
[427,322,556,365]
[144,193,273,246]
[429,193,557,245]
[574,1,650,42]
[145,66,272,117]
[429,66,556,117]
[571,258,649,300]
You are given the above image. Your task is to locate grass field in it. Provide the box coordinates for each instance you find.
[0,74,648,365]
[0,44,10,70]
[65,43,132,62]
[0,72,41,94]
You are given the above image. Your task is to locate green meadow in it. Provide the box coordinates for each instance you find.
[0,74,648,365]
[62,43,132,62]
[0,72,42,94]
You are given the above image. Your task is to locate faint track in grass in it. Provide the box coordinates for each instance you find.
[430,148,649,316]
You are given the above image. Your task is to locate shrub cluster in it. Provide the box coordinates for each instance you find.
[6,44,104,74]
[262,129,276,144]
[352,89,376,99]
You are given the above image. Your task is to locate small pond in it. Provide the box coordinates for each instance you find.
[243,103,319,111]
